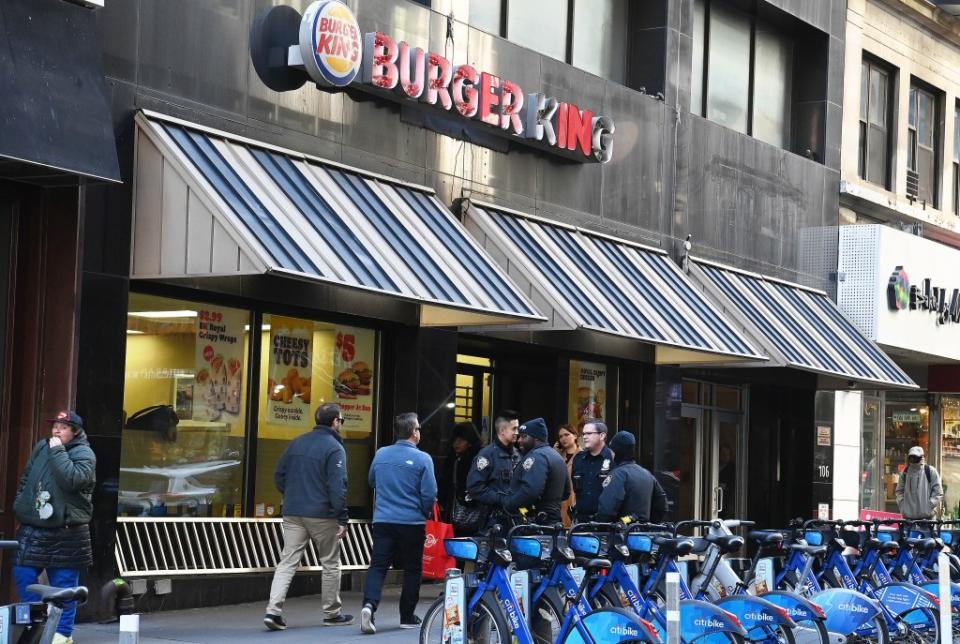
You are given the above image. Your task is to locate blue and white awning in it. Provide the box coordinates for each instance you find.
[464,203,766,363]
[131,111,544,326]
[690,259,916,388]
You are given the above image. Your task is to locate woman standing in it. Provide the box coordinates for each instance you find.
[554,424,580,527]
[437,422,482,533]
[13,411,96,644]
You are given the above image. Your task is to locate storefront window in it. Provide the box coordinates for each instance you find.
[943,398,960,518]
[255,314,377,519]
[120,294,250,517]
[455,354,493,433]
[568,360,608,429]
[883,399,930,513]
[860,395,881,510]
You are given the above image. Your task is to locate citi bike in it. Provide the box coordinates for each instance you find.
[776,519,940,643]
[419,522,661,644]
[0,540,90,644]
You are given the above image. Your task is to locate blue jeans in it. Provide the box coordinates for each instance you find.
[14,565,81,636]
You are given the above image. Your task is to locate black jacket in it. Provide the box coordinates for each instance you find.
[503,444,570,523]
[596,460,668,523]
[570,447,614,520]
[466,438,518,507]
[438,446,480,518]
[275,425,348,524]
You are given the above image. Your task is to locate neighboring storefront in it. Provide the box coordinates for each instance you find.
[837,224,960,518]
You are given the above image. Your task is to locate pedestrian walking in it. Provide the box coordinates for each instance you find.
[466,410,520,530]
[896,445,943,520]
[361,412,437,634]
[503,418,569,524]
[13,410,96,644]
[264,403,353,631]
[553,424,580,528]
[596,431,668,523]
[569,419,613,522]
[437,421,481,531]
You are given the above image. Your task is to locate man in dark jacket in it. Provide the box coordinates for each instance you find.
[570,419,614,522]
[264,403,353,631]
[466,410,519,530]
[503,418,569,523]
[596,431,668,523]
[13,410,96,644]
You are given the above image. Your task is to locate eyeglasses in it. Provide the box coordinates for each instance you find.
[336,417,346,423]
[582,431,599,436]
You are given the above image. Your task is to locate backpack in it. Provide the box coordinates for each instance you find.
[899,464,933,487]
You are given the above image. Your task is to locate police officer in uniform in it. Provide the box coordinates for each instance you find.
[569,420,614,522]
[466,411,519,528]
[503,418,570,524]
[596,431,668,523]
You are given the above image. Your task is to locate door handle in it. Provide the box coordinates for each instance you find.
[716,485,724,514]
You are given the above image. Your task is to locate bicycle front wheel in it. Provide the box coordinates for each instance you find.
[420,592,511,644]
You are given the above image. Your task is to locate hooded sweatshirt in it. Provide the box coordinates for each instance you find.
[896,461,943,519]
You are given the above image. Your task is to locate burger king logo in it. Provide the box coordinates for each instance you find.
[299,0,361,88]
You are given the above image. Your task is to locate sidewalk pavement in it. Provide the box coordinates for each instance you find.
[74,585,444,643]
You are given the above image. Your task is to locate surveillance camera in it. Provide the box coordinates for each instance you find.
[847,380,856,389]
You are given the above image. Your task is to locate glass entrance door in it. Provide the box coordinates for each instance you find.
[714,411,742,519]
[677,408,704,520]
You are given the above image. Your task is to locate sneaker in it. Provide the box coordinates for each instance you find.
[51,635,73,644]
[360,604,376,634]
[324,613,355,626]
[264,613,287,631]
[400,615,422,629]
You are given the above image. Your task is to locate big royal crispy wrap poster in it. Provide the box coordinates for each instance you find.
[267,316,313,426]
[193,307,246,422]
[568,360,607,429]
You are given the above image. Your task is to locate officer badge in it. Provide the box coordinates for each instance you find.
[602,459,611,472]
[523,457,534,471]
[477,456,489,471]
[602,476,612,488]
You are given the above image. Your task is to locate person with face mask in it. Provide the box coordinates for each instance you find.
[502,418,570,524]
[896,445,943,520]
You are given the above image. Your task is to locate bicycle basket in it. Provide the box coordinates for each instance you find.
[803,530,836,546]
[510,535,553,570]
[570,533,605,557]
[445,538,480,561]
[876,530,896,544]
[626,534,654,554]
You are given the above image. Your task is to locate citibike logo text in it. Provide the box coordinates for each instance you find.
[744,611,773,622]
[610,625,640,637]
[694,617,727,629]
[838,602,869,614]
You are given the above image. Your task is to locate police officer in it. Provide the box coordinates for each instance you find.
[503,418,570,523]
[466,411,519,528]
[596,431,668,523]
[569,419,614,522]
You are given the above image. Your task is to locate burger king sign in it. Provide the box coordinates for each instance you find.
[298,0,361,87]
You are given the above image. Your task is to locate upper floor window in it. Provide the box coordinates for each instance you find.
[858,57,892,189]
[692,0,794,149]
[467,0,627,83]
[907,83,940,207]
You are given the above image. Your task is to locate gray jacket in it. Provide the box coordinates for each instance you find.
[896,462,943,519]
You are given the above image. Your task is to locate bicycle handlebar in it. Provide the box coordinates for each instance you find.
[674,519,720,536]
[570,521,624,534]
[802,518,842,530]
[508,523,564,538]
[0,540,17,550]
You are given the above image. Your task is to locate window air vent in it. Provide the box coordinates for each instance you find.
[906,169,920,199]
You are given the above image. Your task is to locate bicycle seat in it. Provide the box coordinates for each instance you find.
[584,558,612,571]
[653,536,695,556]
[705,534,745,553]
[905,537,938,552]
[789,543,827,556]
[748,531,784,545]
[26,584,88,606]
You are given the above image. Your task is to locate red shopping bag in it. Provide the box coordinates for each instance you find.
[422,502,455,580]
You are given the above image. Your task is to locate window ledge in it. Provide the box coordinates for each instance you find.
[840,179,960,234]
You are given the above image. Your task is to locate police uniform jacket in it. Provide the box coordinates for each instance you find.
[503,444,570,523]
[570,447,614,520]
[595,459,668,523]
[466,438,519,508]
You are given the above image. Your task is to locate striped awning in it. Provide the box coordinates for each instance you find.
[464,203,766,363]
[131,111,544,326]
[690,259,916,388]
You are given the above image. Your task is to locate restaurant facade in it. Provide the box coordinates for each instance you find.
[0,0,917,615]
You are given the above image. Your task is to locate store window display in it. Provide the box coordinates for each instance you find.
[883,401,929,513]
[120,294,250,517]
[942,398,960,518]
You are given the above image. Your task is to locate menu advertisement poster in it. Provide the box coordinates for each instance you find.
[568,360,607,429]
[266,316,313,427]
[332,325,375,436]
[193,307,246,422]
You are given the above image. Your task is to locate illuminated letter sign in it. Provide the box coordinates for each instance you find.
[887,265,960,325]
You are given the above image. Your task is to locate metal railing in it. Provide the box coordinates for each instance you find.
[115,517,372,577]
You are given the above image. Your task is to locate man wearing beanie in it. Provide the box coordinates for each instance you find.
[596,431,668,523]
[503,418,569,523]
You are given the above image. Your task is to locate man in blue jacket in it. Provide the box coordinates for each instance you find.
[264,403,353,631]
[361,412,437,634]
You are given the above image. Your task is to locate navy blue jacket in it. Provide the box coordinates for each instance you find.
[571,447,614,520]
[503,444,570,523]
[275,426,348,524]
[596,460,668,523]
[369,440,437,525]
[466,438,518,507]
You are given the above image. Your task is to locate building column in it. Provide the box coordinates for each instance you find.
[833,390,863,519]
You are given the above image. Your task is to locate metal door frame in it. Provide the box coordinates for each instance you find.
[681,404,705,520]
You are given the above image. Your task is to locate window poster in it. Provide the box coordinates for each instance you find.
[192,307,246,423]
[266,316,313,426]
[332,325,375,437]
[568,360,607,429]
